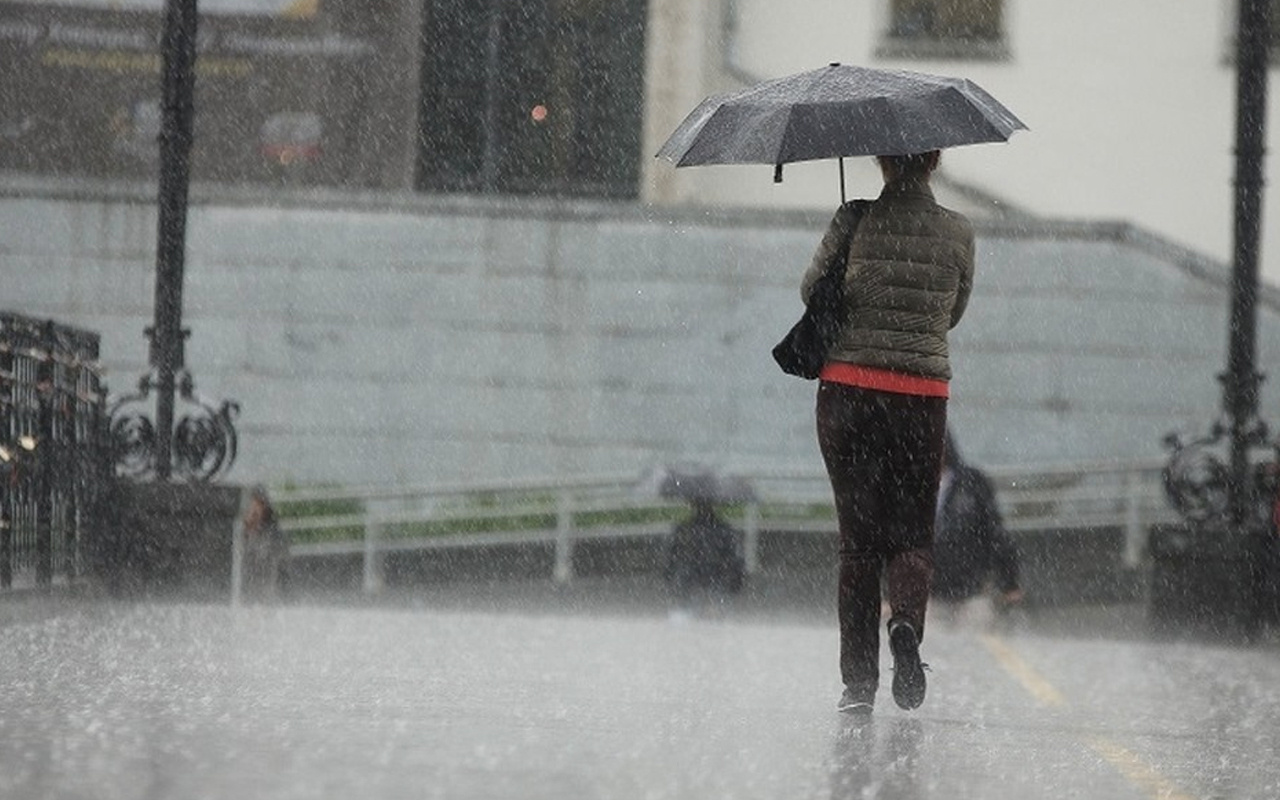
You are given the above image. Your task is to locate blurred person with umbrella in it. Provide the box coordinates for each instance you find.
[658,63,1025,715]
[932,430,1023,626]
[656,466,751,603]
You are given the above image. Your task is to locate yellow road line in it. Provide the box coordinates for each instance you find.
[978,633,1067,708]
[978,633,1198,800]
[1083,737,1198,800]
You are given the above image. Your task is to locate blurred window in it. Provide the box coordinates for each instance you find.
[0,0,390,186]
[877,0,1009,61]
[417,0,647,199]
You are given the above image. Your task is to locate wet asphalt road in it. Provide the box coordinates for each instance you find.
[1,581,1277,800]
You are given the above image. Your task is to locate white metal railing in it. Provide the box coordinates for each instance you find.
[983,459,1180,566]
[272,460,1180,594]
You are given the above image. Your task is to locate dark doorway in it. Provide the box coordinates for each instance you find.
[416,0,648,199]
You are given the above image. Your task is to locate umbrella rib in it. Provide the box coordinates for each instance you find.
[957,81,1028,135]
[875,95,908,156]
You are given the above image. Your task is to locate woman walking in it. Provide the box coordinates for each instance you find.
[802,150,974,715]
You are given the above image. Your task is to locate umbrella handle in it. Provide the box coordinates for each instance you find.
[839,157,846,204]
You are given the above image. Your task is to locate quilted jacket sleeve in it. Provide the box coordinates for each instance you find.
[801,202,860,304]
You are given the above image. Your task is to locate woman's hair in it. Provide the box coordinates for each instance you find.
[876,150,941,177]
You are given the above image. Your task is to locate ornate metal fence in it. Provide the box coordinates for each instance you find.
[0,313,109,589]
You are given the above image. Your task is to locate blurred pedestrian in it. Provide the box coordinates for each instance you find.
[1264,460,1280,626]
[1270,458,1279,534]
[804,150,974,715]
[242,485,287,602]
[931,431,1023,625]
[664,499,745,599]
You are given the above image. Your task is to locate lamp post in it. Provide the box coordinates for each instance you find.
[108,0,238,483]
[1224,0,1270,526]
[1158,0,1273,639]
[150,0,199,482]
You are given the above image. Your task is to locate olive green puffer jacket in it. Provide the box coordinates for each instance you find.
[801,177,974,381]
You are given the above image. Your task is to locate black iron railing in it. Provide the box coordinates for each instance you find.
[0,313,110,589]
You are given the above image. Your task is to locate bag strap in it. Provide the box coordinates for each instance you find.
[820,199,871,284]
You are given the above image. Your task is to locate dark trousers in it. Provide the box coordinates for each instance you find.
[816,381,948,691]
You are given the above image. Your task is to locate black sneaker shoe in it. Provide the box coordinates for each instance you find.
[889,620,927,711]
[837,686,874,716]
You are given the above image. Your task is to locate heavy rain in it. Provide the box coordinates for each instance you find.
[1,1,1279,798]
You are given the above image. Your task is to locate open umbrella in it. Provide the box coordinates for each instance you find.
[657,62,1026,201]
[641,464,757,505]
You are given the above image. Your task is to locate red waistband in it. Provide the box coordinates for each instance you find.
[819,362,950,398]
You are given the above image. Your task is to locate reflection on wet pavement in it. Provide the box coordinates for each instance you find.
[0,593,1276,799]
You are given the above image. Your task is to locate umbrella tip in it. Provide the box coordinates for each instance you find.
[829,61,840,67]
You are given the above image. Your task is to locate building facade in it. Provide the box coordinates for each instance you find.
[3,1,1277,287]
[642,0,1280,288]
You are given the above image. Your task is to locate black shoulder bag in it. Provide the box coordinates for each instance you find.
[771,200,869,379]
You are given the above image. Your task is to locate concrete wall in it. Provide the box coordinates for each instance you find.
[2,179,1278,488]
[1,180,830,486]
